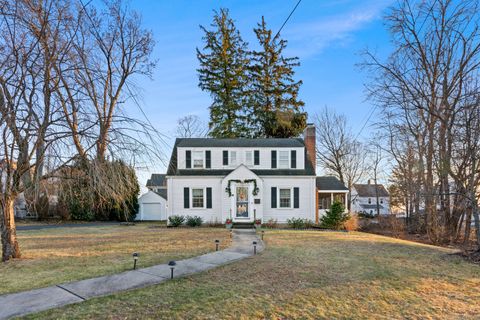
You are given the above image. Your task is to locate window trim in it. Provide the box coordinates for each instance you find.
[230,150,237,166]
[278,150,290,169]
[192,151,204,169]
[191,188,205,209]
[278,187,293,209]
[245,150,253,166]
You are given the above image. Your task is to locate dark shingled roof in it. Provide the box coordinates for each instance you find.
[167,138,315,176]
[176,138,305,148]
[146,174,166,187]
[316,176,348,191]
[154,189,168,200]
[353,184,389,197]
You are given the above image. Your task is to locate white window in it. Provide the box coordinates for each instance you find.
[279,151,289,169]
[279,188,291,208]
[192,188,204,208]
[245,151,253,165]
[230,151,237,166]
[193,151,204,168]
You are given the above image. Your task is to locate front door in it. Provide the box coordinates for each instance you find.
[235,186,249,219]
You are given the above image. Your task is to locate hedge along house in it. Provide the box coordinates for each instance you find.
[166,125,318,224]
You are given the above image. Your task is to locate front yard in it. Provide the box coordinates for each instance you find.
[0,223,231,295]
[23,230,480,319]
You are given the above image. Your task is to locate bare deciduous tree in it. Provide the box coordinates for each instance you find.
[175,115,209,138]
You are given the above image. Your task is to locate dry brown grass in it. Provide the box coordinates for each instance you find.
[25,230,480,320]
[0,223,230,295]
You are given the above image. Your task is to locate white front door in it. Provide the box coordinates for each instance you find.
[235,185,250,221]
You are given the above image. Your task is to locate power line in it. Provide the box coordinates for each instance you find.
[273,0,302,42]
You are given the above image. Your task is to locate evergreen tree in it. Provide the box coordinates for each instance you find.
[250,17,306,137]
[197,9,251,138]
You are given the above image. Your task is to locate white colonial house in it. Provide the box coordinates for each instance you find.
[165,125,322,224]
[351,181,390,215]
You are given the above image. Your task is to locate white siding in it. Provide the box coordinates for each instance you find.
[138,191,167,221]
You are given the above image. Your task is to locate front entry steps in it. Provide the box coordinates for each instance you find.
[232,222,254,229]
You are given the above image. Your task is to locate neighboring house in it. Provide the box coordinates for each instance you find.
[165,124,318,224]
[351,181,390,215]
[146,174,167,193]
[316,176,349,220]
[137,189,167,221]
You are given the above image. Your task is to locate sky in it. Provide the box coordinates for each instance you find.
[125,0,394,191]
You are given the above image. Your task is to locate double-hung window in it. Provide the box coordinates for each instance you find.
[193,151,204,168]
[192,188,204,208]
[230,151,237,166]
[278,151,289,169]
[279,188,291,208]
[245,151,253,166]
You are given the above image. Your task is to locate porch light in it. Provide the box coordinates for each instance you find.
[253,241,257,255]
[168,260,176,279]
[215,239,220,251]
[132,252,139,270]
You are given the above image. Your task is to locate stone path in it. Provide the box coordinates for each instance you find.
[0,229,263,319]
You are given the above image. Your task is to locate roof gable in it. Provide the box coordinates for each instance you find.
[146,174,166,187]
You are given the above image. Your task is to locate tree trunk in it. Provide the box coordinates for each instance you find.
[1,195,21,261]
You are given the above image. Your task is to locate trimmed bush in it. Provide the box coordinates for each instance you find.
[168,215,185,227]
[186,215,203,227]
[320,201,350,230]
[287,217,306,229]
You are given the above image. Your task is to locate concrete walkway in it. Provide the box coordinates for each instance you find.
[0,229,263,319]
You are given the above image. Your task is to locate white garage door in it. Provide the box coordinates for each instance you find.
[142,203,165,221]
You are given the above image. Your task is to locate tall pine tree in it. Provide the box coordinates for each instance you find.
[249,17,306,137]
[197,9,251,138]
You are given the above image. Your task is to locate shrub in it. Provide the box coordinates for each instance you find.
[344,213,359,231]
[168,215,185,227]
[186,215,203,227]
[304,219,315,228]
[287,217,306,229]
[377,215,405,237]
[263,218,278,229]
[320,201,350,230]
[358,211,376,219]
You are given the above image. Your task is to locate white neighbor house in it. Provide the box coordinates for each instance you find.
[165,125,320,224]
[351,181,390,215]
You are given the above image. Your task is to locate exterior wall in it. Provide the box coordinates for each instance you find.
[176,147,305,170]
[167,174,316,224]
[167,176,224,223]
[262,176,316,223]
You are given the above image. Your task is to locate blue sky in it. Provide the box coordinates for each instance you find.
[126,0,393,189]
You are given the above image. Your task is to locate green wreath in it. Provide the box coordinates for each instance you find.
[225,179,259,197]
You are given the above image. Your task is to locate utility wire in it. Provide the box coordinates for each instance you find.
[273,0,302,42]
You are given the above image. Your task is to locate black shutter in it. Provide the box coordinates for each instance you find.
[271,187,277,208]
[186,150,191,168]
[254,150,260,165]
[184,188,189,208]
[271,150,277,168]
[206,187,212,208]
[205,150,211,168]
[291,150,297,168]
[294,187,300,208]
[223,150,228,165]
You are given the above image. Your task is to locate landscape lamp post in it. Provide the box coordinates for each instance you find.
[132,252,139,270]
[168,260,176,279]
[253,241,257,255]
[215,239,220,251]
[261,230,265,240]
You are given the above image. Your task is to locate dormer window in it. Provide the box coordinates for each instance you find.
[245,151,253,166]
[279,151,289,169]
[193,151,204,168]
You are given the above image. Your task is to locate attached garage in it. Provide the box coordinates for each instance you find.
[137,190,167,221]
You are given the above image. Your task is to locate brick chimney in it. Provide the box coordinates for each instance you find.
[304,123,316,174]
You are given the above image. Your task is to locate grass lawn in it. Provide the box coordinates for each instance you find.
[23,230,480,319]
[0,223,230,295]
